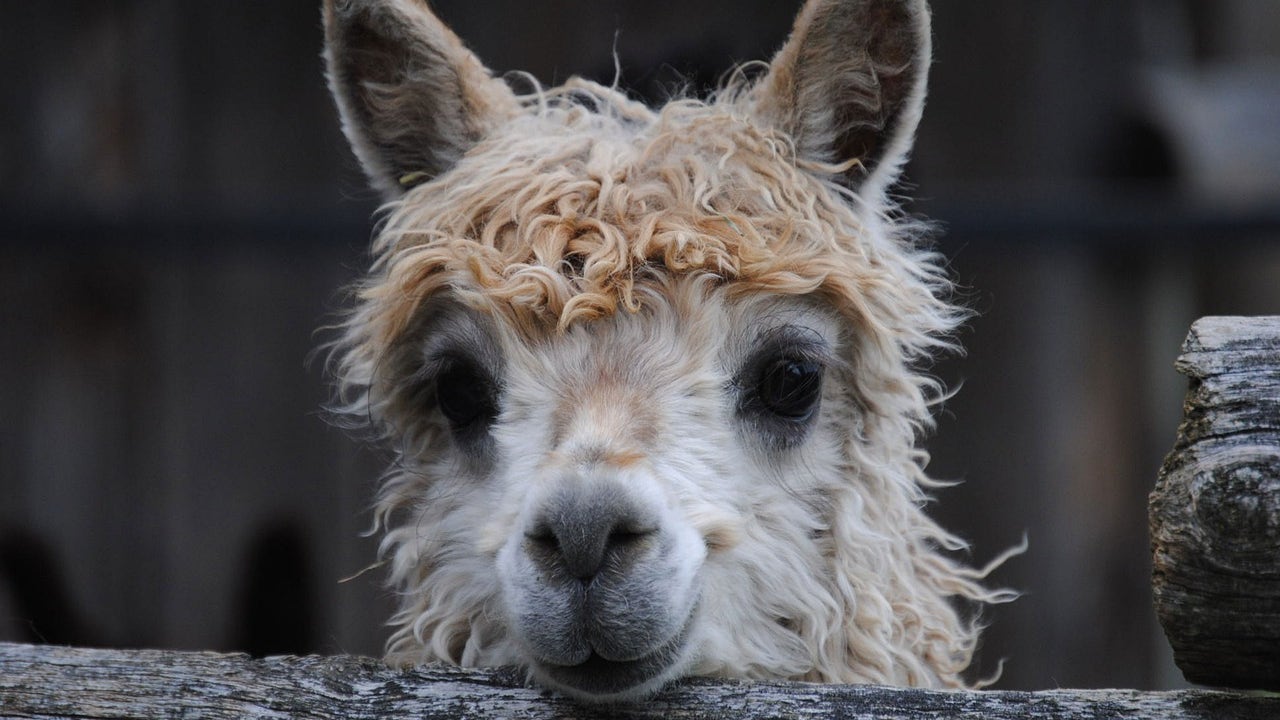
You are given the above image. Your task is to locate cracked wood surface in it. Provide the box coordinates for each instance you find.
[1151,316,1280,692]
[1,642,1277,719]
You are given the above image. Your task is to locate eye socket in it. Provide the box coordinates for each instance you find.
[435,359,497,431]
[757,358,824,421]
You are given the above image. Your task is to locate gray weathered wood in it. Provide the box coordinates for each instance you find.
[1150,316,1280,691]
[0,642,1275,719]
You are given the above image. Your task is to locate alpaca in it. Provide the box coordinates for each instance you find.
[322,0,1015,702]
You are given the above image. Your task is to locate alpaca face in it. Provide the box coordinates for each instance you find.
[403,290,845,698]
[324,0,1011,702]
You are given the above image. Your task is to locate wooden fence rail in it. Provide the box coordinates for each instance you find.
[1,643,1276,720]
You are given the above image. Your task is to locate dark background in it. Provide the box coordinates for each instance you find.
[2,0,1278,690]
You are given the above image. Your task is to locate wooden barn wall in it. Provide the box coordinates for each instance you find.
[2,0,1278,690]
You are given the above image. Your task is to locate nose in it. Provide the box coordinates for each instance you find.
[526,484,657,581]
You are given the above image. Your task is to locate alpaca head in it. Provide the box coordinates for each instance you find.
[324,0,1007,702]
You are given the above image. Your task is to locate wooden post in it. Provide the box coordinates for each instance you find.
[1150,316,1280,691]
[1,642,1277,719]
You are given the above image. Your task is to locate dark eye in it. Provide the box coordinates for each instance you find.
[435,359,497,431]
[758,358,823,421]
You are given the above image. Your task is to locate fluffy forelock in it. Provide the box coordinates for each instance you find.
[347,78,959,365]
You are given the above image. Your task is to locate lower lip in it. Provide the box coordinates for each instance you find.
[537,619,692,698]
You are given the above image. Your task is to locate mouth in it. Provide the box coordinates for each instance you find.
[531,617,694,702]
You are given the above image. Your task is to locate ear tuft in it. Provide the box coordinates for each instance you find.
[323,0,519,199]
[752,0,931,197]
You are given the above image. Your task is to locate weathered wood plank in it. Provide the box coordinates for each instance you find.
[1151,316,1280,692]
[0,643,1275,719]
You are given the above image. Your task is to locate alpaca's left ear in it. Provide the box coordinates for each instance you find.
[751,0,931,197]
[322,0,520,199]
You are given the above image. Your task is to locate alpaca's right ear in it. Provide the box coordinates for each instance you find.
[323,0,519,199]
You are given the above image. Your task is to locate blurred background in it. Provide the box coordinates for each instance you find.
[2,0,1278,691]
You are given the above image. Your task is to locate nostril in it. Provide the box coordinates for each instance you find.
[524,525,560,565]
[526,524,558,549]
[607,525,653,547]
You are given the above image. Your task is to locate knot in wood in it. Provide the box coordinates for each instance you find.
[1189,452,1280,563]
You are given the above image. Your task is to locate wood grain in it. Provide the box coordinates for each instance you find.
[1,642,1277,719]
[1150,316,1280,691]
